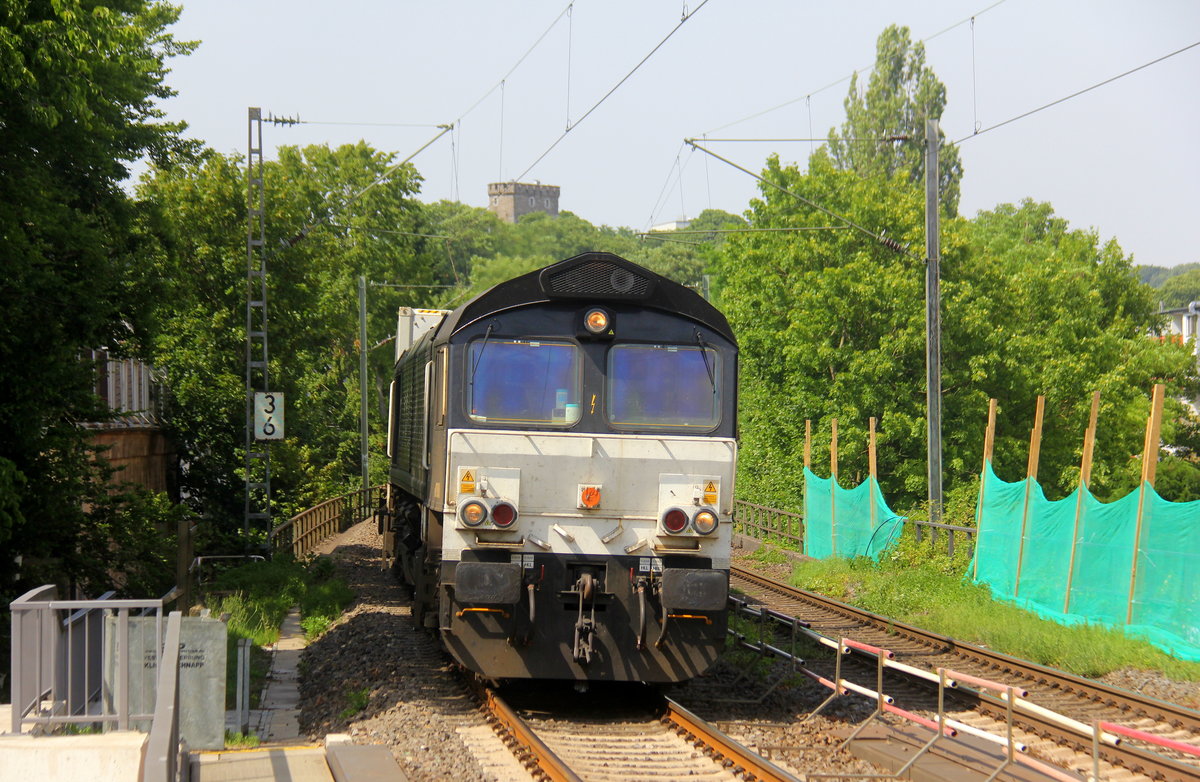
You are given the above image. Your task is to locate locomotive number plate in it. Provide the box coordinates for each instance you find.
[638,557,664,573]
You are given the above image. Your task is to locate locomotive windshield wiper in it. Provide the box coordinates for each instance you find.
[694,329,716,392]
[469,322,496,389]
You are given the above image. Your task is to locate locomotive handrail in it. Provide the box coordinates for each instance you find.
[270,485,384,559]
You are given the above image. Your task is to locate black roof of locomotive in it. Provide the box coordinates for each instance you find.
[435,251,736,344]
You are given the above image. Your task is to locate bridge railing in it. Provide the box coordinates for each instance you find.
[270,485,383,559]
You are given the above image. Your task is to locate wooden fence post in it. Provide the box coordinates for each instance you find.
[1127,383,1164,625]
[1013,395,1045,597]
[830,418,838,557]
[1064,391,1100,614]
[971,399,998,580]
[868,417,878,531]
[806,422,816,556]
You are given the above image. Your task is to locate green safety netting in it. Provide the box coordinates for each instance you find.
[803,468,905,560]
[971,461,1200,662]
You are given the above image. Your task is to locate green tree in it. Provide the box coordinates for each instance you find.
[1156,268,1200,310]
[716,155,1197,509]
[828,25,963,215]
[948,200,1196,500]
[0,0,194,593]
[713,150,931,508]
[139,142,439,530]
[1139,262,1200,289]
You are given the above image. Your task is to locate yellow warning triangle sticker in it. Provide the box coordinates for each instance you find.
[704,481,717,493]
[462,470,474,483]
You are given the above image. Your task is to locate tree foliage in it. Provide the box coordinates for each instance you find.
[828,25,964,215]
[0,0,194,594]
[139,142,443,528]
[714,153,1198,511]
[1155,268,1200,310]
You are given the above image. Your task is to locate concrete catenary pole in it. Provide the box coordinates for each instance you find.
[925,118,944,523]
[359,276,370,497]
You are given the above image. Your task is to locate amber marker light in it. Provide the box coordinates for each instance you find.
[460,500,488,526]
[584,307,610,334]
[693,509,719,535]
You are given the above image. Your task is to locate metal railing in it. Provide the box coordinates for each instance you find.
[142,611,184,782]
[733,500,804,549]
[270,485,383,559]
[909,518,976,559]
[734,499,976,560]
[9,585,167,734]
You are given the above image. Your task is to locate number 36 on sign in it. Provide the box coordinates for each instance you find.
[254,392,285,441]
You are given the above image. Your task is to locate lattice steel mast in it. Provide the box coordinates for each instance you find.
[244,107,271,536]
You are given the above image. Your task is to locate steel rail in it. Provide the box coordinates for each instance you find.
[732,566,1200,730]
[662,696,801,781]
[481,686,582,782]
[730,565,1200,781]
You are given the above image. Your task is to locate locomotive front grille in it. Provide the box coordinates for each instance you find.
[542,261,654,299]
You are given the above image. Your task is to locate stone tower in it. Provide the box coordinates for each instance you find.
[487,181,561,223]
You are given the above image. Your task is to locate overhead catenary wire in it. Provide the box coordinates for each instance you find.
[279,124,454,251]
[454,1,576,125]
[640,226,852,236]
[684,138,918,260]
[273,119,445,128]
[515,0,713,182]
[955,39,1200,144]
[696,137,909,143]
[644,140,689,231]
[702,0,1007,135]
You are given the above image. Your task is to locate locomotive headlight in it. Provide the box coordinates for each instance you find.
[490,501,518,528]
[692,509,719,535]
[460,500,488,526]
[661,507,689,534]
[584,307,611,334]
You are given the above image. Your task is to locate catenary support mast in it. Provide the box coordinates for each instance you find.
[244,108,271,536]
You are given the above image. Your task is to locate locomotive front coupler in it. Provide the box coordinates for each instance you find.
[566,569,603,664]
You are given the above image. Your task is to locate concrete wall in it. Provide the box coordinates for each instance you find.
[0,731,147,782]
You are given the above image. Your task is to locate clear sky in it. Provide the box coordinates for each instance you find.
[156,0,1200,268]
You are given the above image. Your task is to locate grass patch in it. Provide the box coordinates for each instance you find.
[748,544,792,566]
[203,555,355,645]
[225,730,260,749]
[201,555,357,713]
[790,552,1200,681]
[339,687,371,720]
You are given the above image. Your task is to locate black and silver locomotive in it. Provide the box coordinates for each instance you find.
[385,252,737,683]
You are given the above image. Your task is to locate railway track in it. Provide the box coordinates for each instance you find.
[476,681,800,781]
[729,565,1200,781]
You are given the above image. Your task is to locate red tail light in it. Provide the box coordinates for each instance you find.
[662,508,688,534]
[491,501,518,528]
